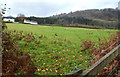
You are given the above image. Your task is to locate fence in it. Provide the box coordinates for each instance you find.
[66,41,120,77]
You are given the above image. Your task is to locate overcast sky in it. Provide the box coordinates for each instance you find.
[1,0,120,17]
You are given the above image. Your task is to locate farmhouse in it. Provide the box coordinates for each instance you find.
[3,17,15,23]
[24,19,38,25]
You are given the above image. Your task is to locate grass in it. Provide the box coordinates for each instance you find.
[6,23,117,44]
[5,23,118,75]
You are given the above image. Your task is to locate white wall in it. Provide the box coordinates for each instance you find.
[24,20,31,24]
[3,18,15,23]
[24,19,38,25]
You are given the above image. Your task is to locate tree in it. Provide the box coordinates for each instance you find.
[1,5,36,76]
[0,4,10,30]
[0,4,10,14]
[17,13,25,23]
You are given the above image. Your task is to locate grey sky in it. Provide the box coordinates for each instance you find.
[1,0,119,17]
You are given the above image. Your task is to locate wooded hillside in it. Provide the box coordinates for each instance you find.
[14,8,119,29]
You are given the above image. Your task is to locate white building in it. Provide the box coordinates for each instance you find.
[24,19,38,25]
[3,17,15,23]
[24,19,31,24]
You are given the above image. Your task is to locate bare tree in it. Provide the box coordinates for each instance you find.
[17,13,25,23]
[0,4,10,30]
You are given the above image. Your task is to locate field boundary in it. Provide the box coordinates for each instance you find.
[66,40,120,76]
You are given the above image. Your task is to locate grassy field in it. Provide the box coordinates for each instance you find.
[6,23,117,44]
[5,23,118,75]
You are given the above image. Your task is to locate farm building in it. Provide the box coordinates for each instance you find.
[24,19,38,25]
[3,17,15,23]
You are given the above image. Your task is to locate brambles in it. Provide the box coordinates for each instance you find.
[81,32,120,59]
[81,41,94,51]
[97,56,120,76]
[2,31,36,76]
[80,32,120,76]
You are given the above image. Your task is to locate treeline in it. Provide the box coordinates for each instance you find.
[53,8,119,21]
[23,16,118,29]
[13,8,119,29]
[25,17,57,24]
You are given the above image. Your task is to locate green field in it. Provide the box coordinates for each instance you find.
[5,23,118,75]
[6,23,117,44]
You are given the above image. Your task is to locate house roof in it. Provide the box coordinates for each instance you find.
[3,17,15,19]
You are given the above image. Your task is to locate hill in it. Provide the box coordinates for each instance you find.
[51,8,119,29]
[52,8,118,21]
[14,8,119,29]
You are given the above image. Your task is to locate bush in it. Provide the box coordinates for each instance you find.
[2,31,36,76]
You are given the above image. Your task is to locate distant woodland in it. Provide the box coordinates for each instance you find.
[12,8,120,29]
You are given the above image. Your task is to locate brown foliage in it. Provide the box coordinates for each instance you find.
[81,32,120,76]
[97,56,120,76]
[81,41,94,51]
[81,32,120,64]
[2,32,36,76]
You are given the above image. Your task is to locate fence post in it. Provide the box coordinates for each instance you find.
[65,69,83,77]
[77,44,120,77]
[0,13,2,76]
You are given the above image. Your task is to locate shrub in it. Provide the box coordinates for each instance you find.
[2,31,36,76]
